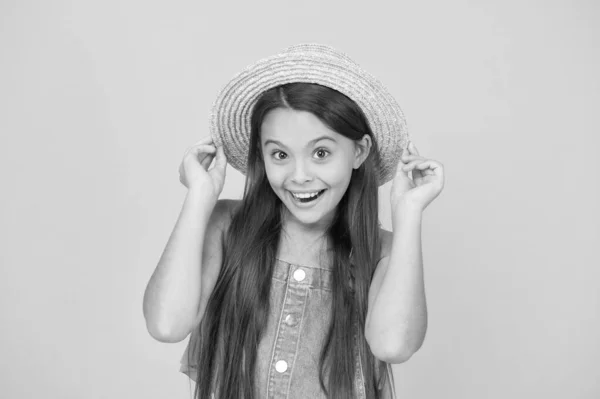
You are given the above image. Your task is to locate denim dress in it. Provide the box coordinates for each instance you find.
[180,258,398,399]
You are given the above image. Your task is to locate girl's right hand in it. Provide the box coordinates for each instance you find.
[178,136,227,201]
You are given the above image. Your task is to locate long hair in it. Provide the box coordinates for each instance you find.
[189,82,387,398]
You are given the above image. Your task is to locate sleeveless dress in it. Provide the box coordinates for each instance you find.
[180,258,398,399]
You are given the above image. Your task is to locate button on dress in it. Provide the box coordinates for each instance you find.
[180,259,397,399]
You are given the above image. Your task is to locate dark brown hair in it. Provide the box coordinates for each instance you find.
[189,82,387,398]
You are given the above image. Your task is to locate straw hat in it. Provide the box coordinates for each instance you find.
[209,43,410,185]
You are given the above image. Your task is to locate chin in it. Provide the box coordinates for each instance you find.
[280,191,339,227]
[287,209,329,226]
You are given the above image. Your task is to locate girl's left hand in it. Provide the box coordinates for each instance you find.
[390,141,445,213]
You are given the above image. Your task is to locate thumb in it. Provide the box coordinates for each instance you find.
[394,148,411,181]
[213,145,228,173]
[398,146,408,165]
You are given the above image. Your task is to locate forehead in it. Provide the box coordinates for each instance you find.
[260,108,339,145]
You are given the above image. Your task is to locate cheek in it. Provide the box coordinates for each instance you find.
[264,163,286,187]
[322,157,354,185]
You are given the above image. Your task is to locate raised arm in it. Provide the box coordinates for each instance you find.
[143,138,230,343]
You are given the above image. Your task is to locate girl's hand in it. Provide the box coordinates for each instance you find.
[390,141,445,213]
[178,136,227,201]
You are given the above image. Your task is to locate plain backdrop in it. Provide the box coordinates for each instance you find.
[1,0,598,398]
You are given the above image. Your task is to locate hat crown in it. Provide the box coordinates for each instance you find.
[281,43,358,65]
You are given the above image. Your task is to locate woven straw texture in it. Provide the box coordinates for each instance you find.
[209,43,410,185]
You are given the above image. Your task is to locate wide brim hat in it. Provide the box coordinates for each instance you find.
[209,43,410,185]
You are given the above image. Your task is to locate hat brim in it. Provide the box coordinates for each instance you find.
[210,43,410,185]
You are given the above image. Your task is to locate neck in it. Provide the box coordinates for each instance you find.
[278,210,335,266]
[280,208,334,241]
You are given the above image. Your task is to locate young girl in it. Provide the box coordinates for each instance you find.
[143,43,444,399]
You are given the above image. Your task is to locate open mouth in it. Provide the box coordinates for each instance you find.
[290,189,327,203]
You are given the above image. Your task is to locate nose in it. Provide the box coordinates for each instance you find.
[291,159,313,184]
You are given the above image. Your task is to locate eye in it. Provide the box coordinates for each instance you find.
[272,150,288,160]
[314,148,330,159]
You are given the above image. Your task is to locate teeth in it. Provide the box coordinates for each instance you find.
[292,191,320,199]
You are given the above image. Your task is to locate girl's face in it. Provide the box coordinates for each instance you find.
[260,108,371,228]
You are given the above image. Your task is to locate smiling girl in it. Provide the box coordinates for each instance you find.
[143,44,444,399]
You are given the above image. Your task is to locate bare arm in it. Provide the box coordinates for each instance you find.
[365,207,427,363]
[143,190,218,342]
[365,142,442,363]
[143,138,229,343]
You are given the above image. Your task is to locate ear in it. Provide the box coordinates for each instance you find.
[353,134,372,169]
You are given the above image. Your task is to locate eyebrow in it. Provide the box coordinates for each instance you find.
[263,135,337,147]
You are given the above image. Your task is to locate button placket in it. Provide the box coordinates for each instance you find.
[266,264,310,398]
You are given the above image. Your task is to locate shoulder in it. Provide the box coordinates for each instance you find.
[213,198,241,218]
[210,199,241,233]
[378,227,394,262]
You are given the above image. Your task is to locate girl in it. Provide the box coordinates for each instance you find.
[143,44,445,399]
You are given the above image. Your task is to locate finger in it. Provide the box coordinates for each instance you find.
[209,146,227,184]
[401,153,424,162]
[401,159,427,170]
[183,146,216,170]
[414,160,441,171]
[189,144,217,154]
[184,142,216,159]
[398,146,409,165]
[412,160,444,179]
[193,135,214,146]
[394,159,411,179]
[409,141,419,155]
[186,145,216,161]
[401,160,425,182]
[200,153,215,170]
[213,145,227,171]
